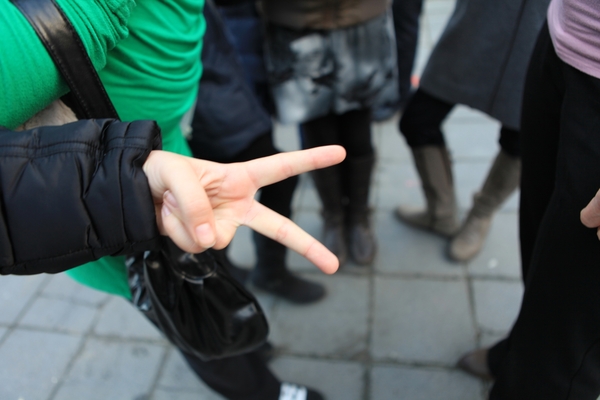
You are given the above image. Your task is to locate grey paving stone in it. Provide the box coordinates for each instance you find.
[448,105,498,123]
[376,120,412,163]
[480,332,507,349]
[445,120,500,160]
[0,274,46,324]
[374,211,463,277]
[270,356,364,400]
[472,280,523,333]
[414,46,431,76]
[228,225,256,269]
[153,388,223,400]
[268,274,369,358]
[370,365,484,400]
[467,213,521,279]
[372,277,475,364]
[426,12,455,44]
[54,338,165,400]
[19,297,97,334]
[0,329,82,400]
[375,162,425,211]
[42,273,109,306]
[94,296,164,341]
[0,327,6,340]
[424,0,457,16]
[155,350,220,396]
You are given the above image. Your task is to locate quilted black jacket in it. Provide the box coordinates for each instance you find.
[0,119,162,275]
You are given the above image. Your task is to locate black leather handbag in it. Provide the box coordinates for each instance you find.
[14,0,269,360]
[127,239,269,361]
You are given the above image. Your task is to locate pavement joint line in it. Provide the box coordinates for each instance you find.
[467,275,522,283]
[371,272,465,281]
[46,296,107,400]
[270,352,485,373]
[86,332,169,346]
[145,345,173,399]
[362,250,377,400]
[37,292,108,308]
[465,266,483,348]
[0,274,51,349]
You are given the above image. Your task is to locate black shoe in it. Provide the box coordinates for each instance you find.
[279,383,325,400]
[251,271,326,304]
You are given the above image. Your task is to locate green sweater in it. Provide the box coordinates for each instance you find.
[1,0,206,298]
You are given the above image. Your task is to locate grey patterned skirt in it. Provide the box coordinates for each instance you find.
[264,11,399,124]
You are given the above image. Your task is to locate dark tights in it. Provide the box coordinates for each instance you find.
[400,88,521,158]
[301,109,374,157]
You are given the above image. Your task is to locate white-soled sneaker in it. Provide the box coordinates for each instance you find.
[279,383,324,400]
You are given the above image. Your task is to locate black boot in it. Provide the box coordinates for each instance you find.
[343,154,376,265]
[250,233,326,304]
[310,165,348,266]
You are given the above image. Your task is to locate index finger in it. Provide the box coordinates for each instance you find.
[243,145,346,189]
[581,188,600,228]
[244,202,339,274]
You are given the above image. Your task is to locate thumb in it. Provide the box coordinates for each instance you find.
[581,189,600,228]
[144,151,217,249]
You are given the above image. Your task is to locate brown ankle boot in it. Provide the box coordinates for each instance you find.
[395,146,459,237]
[449,150,521,262]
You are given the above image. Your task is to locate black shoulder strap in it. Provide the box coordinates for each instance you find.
[11,0,120,120]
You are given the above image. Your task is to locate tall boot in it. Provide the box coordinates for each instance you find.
[395,145,459,236]
[310,164,348,266]
[343,154,376,265]
[250,233,326,304]
[449,150,521,262]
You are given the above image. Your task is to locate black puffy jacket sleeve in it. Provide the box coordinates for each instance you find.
[0,119,162,275]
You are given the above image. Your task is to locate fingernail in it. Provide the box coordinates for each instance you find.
[164,191,178,209]
[161,204,172,218]
[195,223,216,248]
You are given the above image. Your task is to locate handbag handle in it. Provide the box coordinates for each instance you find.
[11,0,120,120]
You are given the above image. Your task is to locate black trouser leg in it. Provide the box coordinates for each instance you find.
[301,113,344,213]
[490,23,600,399]
[399,88,454,148]
[337,108,374,158]
[498,126,521,159]
[181,350,281,400]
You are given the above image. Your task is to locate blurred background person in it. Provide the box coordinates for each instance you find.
[394,0,550,262]
[189,0,326,305]
[262,0,399,267]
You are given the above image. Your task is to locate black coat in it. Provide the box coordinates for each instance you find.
[0,119,161,275]
[188,1,271,162]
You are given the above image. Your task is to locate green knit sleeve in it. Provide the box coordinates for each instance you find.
[0,0,135,129]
